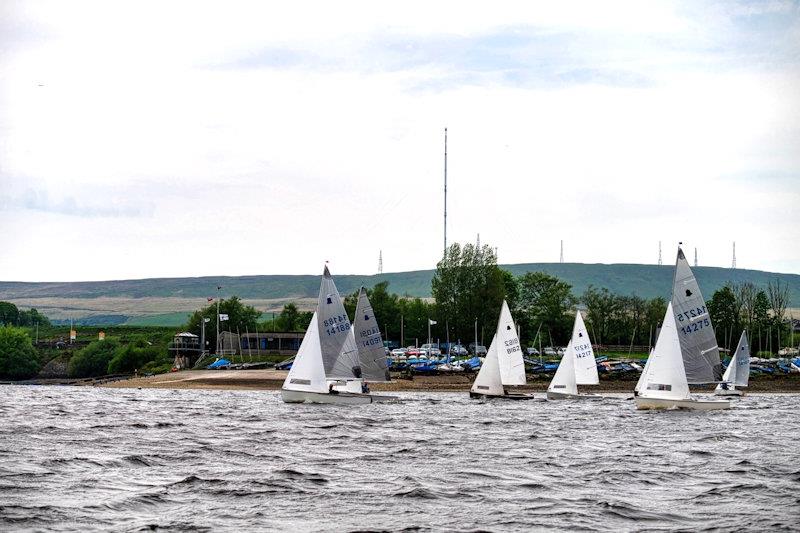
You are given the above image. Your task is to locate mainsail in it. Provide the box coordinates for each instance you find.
[724,331,751,387]
[495,300,526,386]
[353,287,391,382]
[638,302,691,400]
[671,248,723,383]
[317,266,361,380]
[571,311,598,385]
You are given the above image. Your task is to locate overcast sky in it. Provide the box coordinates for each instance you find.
[1,0,798,281]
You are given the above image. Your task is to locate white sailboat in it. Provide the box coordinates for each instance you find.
[635,301,730,410]
[672,246,723,384]
[715,331,750,397]
[470,300,535,400]
[281,267,396,404]
[547,310,601,400]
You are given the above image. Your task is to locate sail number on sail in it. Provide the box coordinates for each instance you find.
[574,342,593,358]
[504,337,520,355]
[676,305,710,336]
[358,326,382,346]
[323,314,351,336]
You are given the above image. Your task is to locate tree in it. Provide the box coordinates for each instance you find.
[582,286,617,346]
[518,272,576,347]
[0,302,20,327]
[432,242,507,345]
[107,337,161,374]
[17,308,51,328]
[0,327,39,380]
[277,303,301,331]
[185,296,262,351]
[707,286,740,350]
[68,338,121,378]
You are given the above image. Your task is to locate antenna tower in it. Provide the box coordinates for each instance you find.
[378,250,383,274]
[658,241,662,266]
[560,240,564,263]
[476,233,480,250]
[732,241,736,269]
[443,128,447,258]
[694,247,698,267]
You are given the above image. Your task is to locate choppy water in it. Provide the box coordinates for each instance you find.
[1,387,799,532]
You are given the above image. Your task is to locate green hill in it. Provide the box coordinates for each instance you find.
[2,263,798,325]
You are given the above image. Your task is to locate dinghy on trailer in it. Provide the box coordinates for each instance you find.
[547,310,601,400]
[715,331,750,397]
[470,300,535,400]
[635,302,730,410]
[281,267,396,404]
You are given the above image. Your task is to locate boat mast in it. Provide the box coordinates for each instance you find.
[443,127,447,258]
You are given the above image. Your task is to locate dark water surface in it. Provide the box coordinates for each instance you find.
[1,387,799,532]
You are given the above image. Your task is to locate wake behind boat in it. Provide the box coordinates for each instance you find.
[469,300,535,400]
[281,266,398,404]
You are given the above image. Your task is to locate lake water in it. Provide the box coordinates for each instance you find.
[1,387,798,532]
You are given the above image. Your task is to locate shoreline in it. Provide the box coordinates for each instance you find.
[79,369,800,393]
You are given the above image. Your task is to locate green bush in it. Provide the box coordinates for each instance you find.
[0,327,40,380]
[107,338,162,374]
[68,338,120,378]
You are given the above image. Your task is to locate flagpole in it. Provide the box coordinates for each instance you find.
[216,286,221,355]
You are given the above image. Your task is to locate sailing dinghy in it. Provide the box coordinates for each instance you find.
[635,301,730,410]
[281,267,397,404]
[547,311,601,400]
[469,300,535,400]
[714,331,750,397]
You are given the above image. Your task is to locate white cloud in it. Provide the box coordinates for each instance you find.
[0,0,798,281]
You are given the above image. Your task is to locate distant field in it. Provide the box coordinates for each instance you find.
[2,262,798,326]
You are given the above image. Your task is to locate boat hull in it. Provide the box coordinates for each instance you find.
[635,396,731,410]
[281,388,399,405]
[546,391,602,400]
[714,388,744,397]
[469,391,536,400]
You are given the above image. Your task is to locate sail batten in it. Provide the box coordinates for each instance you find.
[671,248,722,383]
[353,288,391,382]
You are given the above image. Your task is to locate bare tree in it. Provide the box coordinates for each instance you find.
[732,282,757,329]
[767,279,790,321]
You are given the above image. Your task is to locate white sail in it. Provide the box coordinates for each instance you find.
[282,312,328,393]
[317,266,361,380]
[638,302,690,400]
[353,288,390,382]
[718,331,750,390]
[548,342,578,396]
[634,352,652,394]
[671,248,722,383]
[733,331,750,387]
[495,300,526,386]
[570,311,598,385]
[470,337,504,396]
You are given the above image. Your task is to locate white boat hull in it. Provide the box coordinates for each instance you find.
[546,391,602,400]
[714,388,744,397]
[635,396,731,410]
[281,388,399,405]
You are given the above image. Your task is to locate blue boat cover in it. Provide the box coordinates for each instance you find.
[207,359,231,369]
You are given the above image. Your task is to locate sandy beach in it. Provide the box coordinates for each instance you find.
[96,369,800,393]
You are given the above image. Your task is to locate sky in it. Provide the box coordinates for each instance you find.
[1,0,798,281]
